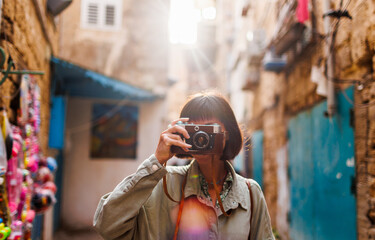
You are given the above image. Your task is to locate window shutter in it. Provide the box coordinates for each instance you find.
[81,0,121,30]
[105,5,115,26]
[87,3,99,25]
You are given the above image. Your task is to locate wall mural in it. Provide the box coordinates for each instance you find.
[90,104,138,159]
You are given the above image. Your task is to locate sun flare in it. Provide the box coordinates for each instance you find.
[169,0,200,44]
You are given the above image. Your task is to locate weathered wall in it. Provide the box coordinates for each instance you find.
[0,1,59,239]
[58,0,169,93]
[61,97,165,230]
[0,0,58,153]
[263,0,374,239]
[223,0,375,239]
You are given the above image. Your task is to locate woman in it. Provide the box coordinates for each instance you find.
[93,92,274,240]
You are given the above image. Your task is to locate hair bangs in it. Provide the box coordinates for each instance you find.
[180,95,225,123]
[178,91,243,160]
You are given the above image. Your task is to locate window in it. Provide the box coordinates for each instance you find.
[87,3,98,25]
[90,104,139,159]
[81,0,122,31]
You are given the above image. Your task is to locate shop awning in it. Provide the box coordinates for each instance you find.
[51,57,158,101]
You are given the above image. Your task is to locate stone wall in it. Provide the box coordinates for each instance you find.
[0,1,58,239]
[226,0,375,239]
[58,0,169,93]
[0,0,58,154]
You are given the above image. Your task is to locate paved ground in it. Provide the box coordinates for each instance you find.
[54,228,103,240]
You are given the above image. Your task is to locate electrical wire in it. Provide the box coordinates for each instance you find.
[326,0,375,109]
[248,0,374,110]
[331,77,368,84]
[329,0,368,32]
[340,88,375,109]
[322,0,374,80]
[65,96,138,134]
[326,0,352,31]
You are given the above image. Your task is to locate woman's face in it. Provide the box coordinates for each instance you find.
[188,118,226,163]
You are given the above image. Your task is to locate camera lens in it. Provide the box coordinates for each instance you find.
[192,131,210,149]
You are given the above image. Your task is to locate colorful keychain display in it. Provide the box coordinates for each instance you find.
[1,74,58,240]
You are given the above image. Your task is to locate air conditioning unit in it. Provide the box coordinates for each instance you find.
[47,0,72,16]
[262,48,287,73]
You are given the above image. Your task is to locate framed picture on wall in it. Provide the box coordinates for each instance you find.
[90,103,138,159]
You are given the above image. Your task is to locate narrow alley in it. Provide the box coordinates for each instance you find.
[0,0,374,239]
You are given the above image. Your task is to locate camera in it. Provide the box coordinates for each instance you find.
[171,122,226,157]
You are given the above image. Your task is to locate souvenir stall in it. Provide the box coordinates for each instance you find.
[0,74,58,240]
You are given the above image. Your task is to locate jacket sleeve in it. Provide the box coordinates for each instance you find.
[93,155,168,240]
[248,179,275,240]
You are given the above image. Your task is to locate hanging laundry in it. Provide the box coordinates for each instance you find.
[297,0,309,23]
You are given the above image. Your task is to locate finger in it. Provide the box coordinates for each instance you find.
[162,133,184,146]
[167,133,184,142]
[165,125,190,139]
[164,136,192,149]
[170,118,189,126]
[160,133,184,145]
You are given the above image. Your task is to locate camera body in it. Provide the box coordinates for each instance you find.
[171,122,226,157]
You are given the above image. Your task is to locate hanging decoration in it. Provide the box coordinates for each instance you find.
[0,74,58,240]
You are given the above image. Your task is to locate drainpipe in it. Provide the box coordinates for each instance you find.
[323,0,336,117]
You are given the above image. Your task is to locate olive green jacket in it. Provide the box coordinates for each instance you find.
[93,155,274,240]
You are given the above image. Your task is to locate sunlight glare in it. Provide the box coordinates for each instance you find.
[246,31,254,42]
[169,0,200,44]
[202,7,216,20]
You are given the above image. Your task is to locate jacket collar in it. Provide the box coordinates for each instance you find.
[183,159,248,216]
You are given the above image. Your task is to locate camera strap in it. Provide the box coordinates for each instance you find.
[173,173,187,240]
[162,167,179,203]
[246,180,254,240]
[162,163,188,240]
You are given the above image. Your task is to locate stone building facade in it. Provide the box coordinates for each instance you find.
[219,0,375,239]
[1,0,58,154]
[58,0,169,93]
[0,0,60,239]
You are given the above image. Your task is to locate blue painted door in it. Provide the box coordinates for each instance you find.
[49,96,66,149]
[288,112,315,240]
[288,87,356,240]
[252,130,264,188]
[48,96,66,232]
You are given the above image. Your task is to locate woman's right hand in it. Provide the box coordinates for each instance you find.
[155,118,192,165]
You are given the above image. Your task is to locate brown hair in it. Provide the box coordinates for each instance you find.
[179,91,243,160]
